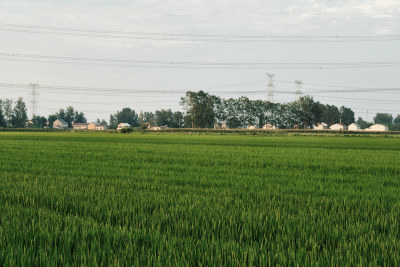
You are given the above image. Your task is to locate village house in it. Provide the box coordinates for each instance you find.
[148,125,169,130]
[262,123,278,130]
[88,122,107,131]
[313,123,328,130]
[214,123,228,130]
[117,123,131,129]
[72,122,89,130]
[247,125,258,130]
[330,123,348,130]
[53,119,68,129]
[365,124,388,132]
[348,123,361,131]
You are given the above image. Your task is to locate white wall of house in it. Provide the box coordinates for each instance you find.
[348,123,361,131]
[314,123,328,130]
[262,123,277,130]
[330,124,347,130]
[118,123,131,129]
[366,124,388,131]
[53,119,68,129]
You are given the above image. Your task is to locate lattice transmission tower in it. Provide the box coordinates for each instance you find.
[29,83,39,117]
[267,73,275,102]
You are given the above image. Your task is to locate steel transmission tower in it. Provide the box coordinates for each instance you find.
[295,80,303,95]
[29,83,39,117]
[267,73,275,102]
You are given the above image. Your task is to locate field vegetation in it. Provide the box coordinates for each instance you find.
[0,132,399,265]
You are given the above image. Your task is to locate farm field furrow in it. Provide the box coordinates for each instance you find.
[0,132,400,266]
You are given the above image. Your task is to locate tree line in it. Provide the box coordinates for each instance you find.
[1,92,400,130]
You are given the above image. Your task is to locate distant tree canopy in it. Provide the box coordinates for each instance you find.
[154,109,184,128]
[291,96,322,129]
[48,106,87,128]
[9,98,28,128]
[394,115,400,124]
[31,116,47,128]
[109,108,139,129]
[180,91,220,128]
[3,93,394,131]
[374,113,393,124]
[356,117,372,129]
[339,106,355,125]
[178,91,358,129]
[0,108,6,127]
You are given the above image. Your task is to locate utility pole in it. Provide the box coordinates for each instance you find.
[29,83,39,118]
[267,73,275,102]
[295,80,302,95]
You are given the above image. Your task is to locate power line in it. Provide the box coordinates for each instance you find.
[1,81,399,108]
[1,52,399,70]
[2,82,399,97]
[1,22,400,42]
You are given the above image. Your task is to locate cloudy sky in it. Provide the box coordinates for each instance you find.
[0,0,399,121]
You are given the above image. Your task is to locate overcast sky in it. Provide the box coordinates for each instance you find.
[0,0,399,122]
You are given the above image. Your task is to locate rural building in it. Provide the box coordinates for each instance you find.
[348,123,361,131]
[88,122,107,130]
[247,125,258,130]
[366,124,388,132]
[330,123,347,130]
[117,123,131,129]
[72,123,89,130]
[148,126,169,130]
[53,119,68,129]
[313,123,328,130]
[214,123,228,130]
[262,123,278,130]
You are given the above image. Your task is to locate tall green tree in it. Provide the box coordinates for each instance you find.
[374,113,393,124]
[394,115,400,124]
[339,106,355,125]
[9,97,27,128]
[143,112,156,127]
[31,115,47,128]
[109,108,139,129]
[47,114,58,128]
[0,108,6,127]
[180,91,220,128]
[0,99,13,126]
[223,98,242,129]
[155,109,173,127]
[51,106,87,128]
[290,96,322,129]
[356,117,372,129]
[319,104,340,126]
[172,111,184,128]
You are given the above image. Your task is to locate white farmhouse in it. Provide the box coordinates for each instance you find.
[366,124,388,132]
[330,123,347,130]
[72,123,89,130]
[53,119,68,129]
[88,122,107,130]
[148,126,169,130]
[117,123,131,129]
[247,125,258,130]
[214,123,228,130]
[314,123,328,130]
[348,123,361,131]
[262,123,278,130]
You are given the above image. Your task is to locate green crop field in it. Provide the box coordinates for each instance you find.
[1,132,400,266]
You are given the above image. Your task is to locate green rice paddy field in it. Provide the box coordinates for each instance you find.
[1,132,400,266]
